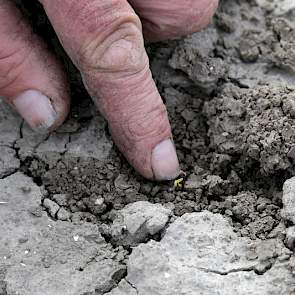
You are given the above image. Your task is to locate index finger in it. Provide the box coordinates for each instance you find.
[39,0,180,180]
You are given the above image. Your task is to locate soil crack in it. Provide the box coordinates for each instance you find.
[125,278,139,294]
[196,263,273,276]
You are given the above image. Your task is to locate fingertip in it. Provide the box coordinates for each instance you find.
[151,139,180,181]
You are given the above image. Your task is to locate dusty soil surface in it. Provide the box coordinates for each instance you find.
[1,0,295,294]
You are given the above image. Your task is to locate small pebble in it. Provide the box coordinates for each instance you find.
[43,199,60,218]
[57,208,72,221]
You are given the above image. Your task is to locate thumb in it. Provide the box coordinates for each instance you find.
[40,0,180,180]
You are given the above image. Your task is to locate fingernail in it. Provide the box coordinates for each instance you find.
[13,90,57,133]
[152,139,180,181]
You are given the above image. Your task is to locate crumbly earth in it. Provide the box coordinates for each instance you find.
[1,0,295,294]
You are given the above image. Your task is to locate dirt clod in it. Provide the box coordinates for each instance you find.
[107,201,172,247]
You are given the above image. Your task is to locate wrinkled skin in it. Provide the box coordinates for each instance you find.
[0,0,219,180]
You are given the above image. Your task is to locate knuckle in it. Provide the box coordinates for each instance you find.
[77,7,146,73]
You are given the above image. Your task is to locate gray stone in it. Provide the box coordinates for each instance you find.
[52,194,69,206]
[281,177,295,224]
[109,211,294,295]
[83,195,107,216]
[0,146,20,178]
[110,201,172,246]
[57,208,72,221]
[43,198,60,218]
[0,173,125,295]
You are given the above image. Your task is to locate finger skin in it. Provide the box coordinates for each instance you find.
[129,0,219,41]
[40,0,179,179]
[0,0,70,130]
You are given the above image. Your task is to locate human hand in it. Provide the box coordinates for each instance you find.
[0,0,218,180]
